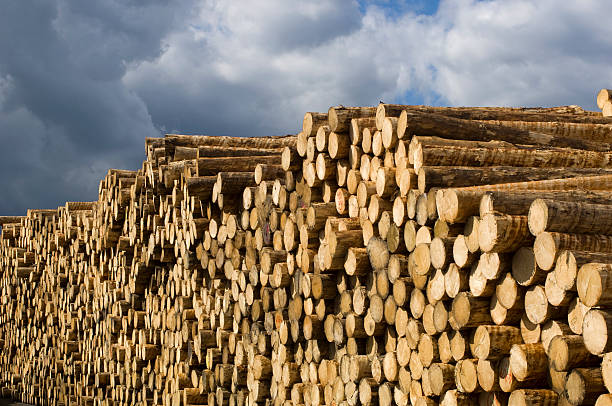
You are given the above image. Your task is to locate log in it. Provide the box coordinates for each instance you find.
[328,106,376,133]
[529,199,612,236]
[397,105,612,128]
[420,167,612,194]
[565,368,605,406]
[0,216,24,225]
[507,389,558,406]
[429,363,455,396]
[577,263,612,307]
[583,309,612,355]
[412,139,612,174]
[548,335,600,372]
[555,250,612,292]
[603,353,612,393]
[525,284,565,325]
[474,119,612,143]
[481,189,612,219]
[165,132,296,150]
[534,231,612,271]
[350,117,376,145]
[439,174,612,223]
[509,344,548,381]
[303,112,328,137]
[471,325,522,360]
[455,359,480,393]
[598,89,612,109]
[496,272,524,310]
[451,292,492,330]
[479,214,532,253]
[512,247,545,287]
[197,155,280,176]
[397,110,611,150]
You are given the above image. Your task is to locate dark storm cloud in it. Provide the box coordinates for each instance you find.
[0,0,194,214]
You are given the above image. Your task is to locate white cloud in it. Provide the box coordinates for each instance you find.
[125,0,612,137]
[431,0,612,107]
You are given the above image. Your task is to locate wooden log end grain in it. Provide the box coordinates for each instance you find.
[512,247,543,287]
[577,262,612,308]
[549,334,599,372]
[533,232,560,272]
[583,309,612,355]
[565,367,605,406]
[479,213,531,253]
[508,343,547,382]
[471,325,522,361]
[451,292,491,330]
[476,358,499,392]
[597,89,612,109]
[454,358,480,394]
[524,285,555,325]
[367,237,390,272]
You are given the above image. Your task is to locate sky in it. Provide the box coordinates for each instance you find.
[1,0,612,215]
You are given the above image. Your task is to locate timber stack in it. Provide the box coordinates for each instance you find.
[4,101,612,406]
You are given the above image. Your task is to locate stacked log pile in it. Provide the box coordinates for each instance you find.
[3,102,612,406]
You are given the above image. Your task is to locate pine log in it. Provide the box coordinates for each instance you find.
[577,262,612,307]
[412,138,612,174]
[397,105,611,128]
[328,106,377,133]
[471,325,522,360]
[481,189,612,219]
[534,231,612,271]
[548,335,600,372]
[583,309,612,355]
[420,167,612,194]
[303,112,328,137]
[439,174,612,223]
[400,110,611,150]
[475,119,612,143]
[507,389,559,406]
[529,199,612,236]
[479,214,532,253]
[451,292,492,330]
[565,368,605,406]
[555,250,612,292]
[509,343,548,382]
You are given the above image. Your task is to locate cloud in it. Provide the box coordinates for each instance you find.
[432,0,612,107]
[1,0,611,214]
[0,0,192,214]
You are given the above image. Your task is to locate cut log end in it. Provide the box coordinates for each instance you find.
[367,237,390,271]
[527,198,548,236]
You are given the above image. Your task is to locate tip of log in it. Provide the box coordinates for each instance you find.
[533,232,556,271]
[583,309,611,355]
[597,89,612,109]
[527,199,548,236]
[367,237,389,271]
[478,213,498,252]
[328,107,339,132]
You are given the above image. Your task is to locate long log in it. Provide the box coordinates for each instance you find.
[438,176,612,223]
[529,199,612,236]
[398,110,612,151]
[397,105,611,130]
[413,140,612,174]
[418,166,612,193]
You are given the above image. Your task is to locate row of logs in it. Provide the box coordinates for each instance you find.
[2,102,612,406]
